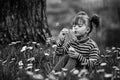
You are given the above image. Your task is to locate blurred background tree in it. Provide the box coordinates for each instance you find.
[0,0,120,50]
[47,0,120,51]
[0,0,51,45]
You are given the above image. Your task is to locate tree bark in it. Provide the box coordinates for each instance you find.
[0,0,51,45]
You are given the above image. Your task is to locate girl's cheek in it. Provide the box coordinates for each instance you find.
[78,26,86,31]
[78,27,87,34]
[72,27,75,32]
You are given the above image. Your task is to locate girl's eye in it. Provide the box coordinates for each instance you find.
[78,25,83,27]
[73,24,82,27]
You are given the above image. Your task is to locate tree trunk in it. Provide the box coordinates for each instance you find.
[0,0,51,45]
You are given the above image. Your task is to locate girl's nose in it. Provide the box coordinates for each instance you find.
[74,25,79,29]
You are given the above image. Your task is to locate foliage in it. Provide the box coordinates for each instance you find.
[0,41,54,80]
[0,40,120,80]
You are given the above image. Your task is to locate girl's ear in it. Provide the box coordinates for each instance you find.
[86,27,90,33]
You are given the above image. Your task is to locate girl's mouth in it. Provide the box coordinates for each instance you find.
[74,31,77,34]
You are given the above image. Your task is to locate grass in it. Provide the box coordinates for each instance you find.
[0,41,55,80]
[0,41,120,80]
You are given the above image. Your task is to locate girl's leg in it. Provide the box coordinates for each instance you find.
[53,55,76,72]
[63,57,77,71]
[53,55,69,72]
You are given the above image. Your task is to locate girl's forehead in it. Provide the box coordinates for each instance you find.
[74,16,88,25]
[78,17,85,23]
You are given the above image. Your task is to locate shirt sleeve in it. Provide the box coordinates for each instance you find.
[77,47,100,69]
[55,39,65,55]
[57,38,65,47]
[55,38,71,55]
[55,42,70,54]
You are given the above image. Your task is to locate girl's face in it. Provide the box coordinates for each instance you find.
[72,17,90,37]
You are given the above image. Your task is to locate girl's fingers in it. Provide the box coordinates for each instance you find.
[68,51,76,55]
[68,51,73,54]
[69,54,76,58]
[68,53,75,56]
[68,53,76,58]
[68,54,73,57]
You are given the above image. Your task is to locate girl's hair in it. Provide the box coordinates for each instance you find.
[72,11,100,34]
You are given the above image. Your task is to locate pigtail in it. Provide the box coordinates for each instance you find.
[91,14,100,28]
[89,14,100,34]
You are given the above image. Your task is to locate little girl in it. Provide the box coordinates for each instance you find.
[52,11,100,72]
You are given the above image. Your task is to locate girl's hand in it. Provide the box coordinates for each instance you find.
[68,46,79,58]
[68,51,79,58]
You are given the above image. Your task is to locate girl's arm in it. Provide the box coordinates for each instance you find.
[77,47,100,68]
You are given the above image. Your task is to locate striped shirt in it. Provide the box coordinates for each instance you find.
[56,37,100,69]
